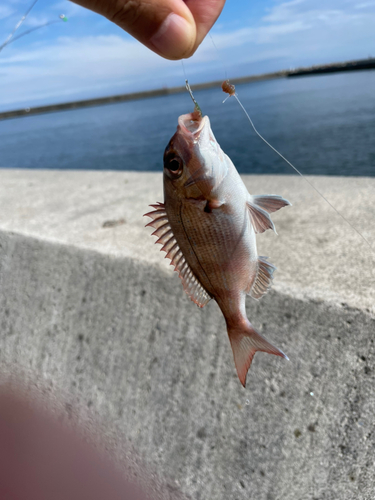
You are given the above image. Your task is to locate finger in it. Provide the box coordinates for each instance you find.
[183,0,226,56]
[70,0,196,60]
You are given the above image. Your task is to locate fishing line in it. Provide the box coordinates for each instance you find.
[208,32,227,81]
[207,33,372,250]
[181,62,203,116]
[181,60,188,82]
[207,31,371,498]
[1,18,65,49]
[0,0,39,53]
[228,90,373,251]
[229,84,374,496]
[185,80,202,115]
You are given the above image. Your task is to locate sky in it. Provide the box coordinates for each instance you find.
[0,0,374,111]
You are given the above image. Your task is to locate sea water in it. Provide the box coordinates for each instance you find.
[0,70,374,176]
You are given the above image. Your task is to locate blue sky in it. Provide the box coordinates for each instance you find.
[0,0,374,111]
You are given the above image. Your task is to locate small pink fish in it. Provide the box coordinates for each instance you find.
[145,108,291,386]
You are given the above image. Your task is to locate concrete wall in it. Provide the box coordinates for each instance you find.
[0,170,374,499]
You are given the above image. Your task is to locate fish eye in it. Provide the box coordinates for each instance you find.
[164,154,183,178]
[168,159,181,171]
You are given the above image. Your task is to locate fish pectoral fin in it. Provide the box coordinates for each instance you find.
[250,256,276,300]
[203,198,224,213]
[251,194,291,213]
[246,200,276,234]
[228,320,288,387]
[144,202,211,308]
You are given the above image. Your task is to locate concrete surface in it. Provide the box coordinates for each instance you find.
[0,170,374,499]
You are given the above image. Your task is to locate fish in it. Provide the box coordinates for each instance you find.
[145,106,291,387]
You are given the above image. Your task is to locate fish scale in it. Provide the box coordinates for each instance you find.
[145,108,291,387]
[178,202,253,295]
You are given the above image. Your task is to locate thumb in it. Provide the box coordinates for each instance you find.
[71,0,197,60]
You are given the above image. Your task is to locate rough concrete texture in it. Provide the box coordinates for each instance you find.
[0,170,373,312]
[0,170,374,499]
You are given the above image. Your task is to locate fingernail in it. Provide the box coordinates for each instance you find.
[150,13,193,59]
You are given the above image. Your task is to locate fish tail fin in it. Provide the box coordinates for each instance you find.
[228,320,288,387]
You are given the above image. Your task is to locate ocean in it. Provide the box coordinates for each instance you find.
[0,70,374,176]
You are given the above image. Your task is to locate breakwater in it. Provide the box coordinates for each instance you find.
[0,170,374,499]
[288,57,375,77]
[1,57,374,121]
[0,70,287,121]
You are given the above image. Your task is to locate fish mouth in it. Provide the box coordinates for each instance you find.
[178,112,207,138]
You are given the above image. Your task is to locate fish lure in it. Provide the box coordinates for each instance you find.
[145,86,290,387]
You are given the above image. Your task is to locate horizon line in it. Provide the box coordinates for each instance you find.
[1,57,374,121]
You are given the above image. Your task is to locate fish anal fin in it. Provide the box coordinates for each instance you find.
[144,202,211,308]
[246,201,276,234]
[228,320,288,387]
[250,256,276,300]
[251,195,291,213]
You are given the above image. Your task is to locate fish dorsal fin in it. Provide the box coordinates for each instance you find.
[246,199,276,234]
[250,256,276,300]
[144,202,211,308]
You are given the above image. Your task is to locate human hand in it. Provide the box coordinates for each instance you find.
[71,0,226,60]
[0,386,185,500]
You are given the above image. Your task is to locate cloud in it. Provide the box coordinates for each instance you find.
[262,0,373,27]
[204,0,375,78]
[205,21,308,53]
[355,0,375,8]
[23,15,51,27]
[211,0,375,50]
[1,0,375,110]
[0,34,180,107]
[0,5,15,20]
[263,0,310,23]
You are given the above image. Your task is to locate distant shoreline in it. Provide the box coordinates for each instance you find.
[1,57,374,121]
[287,57,375,77]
